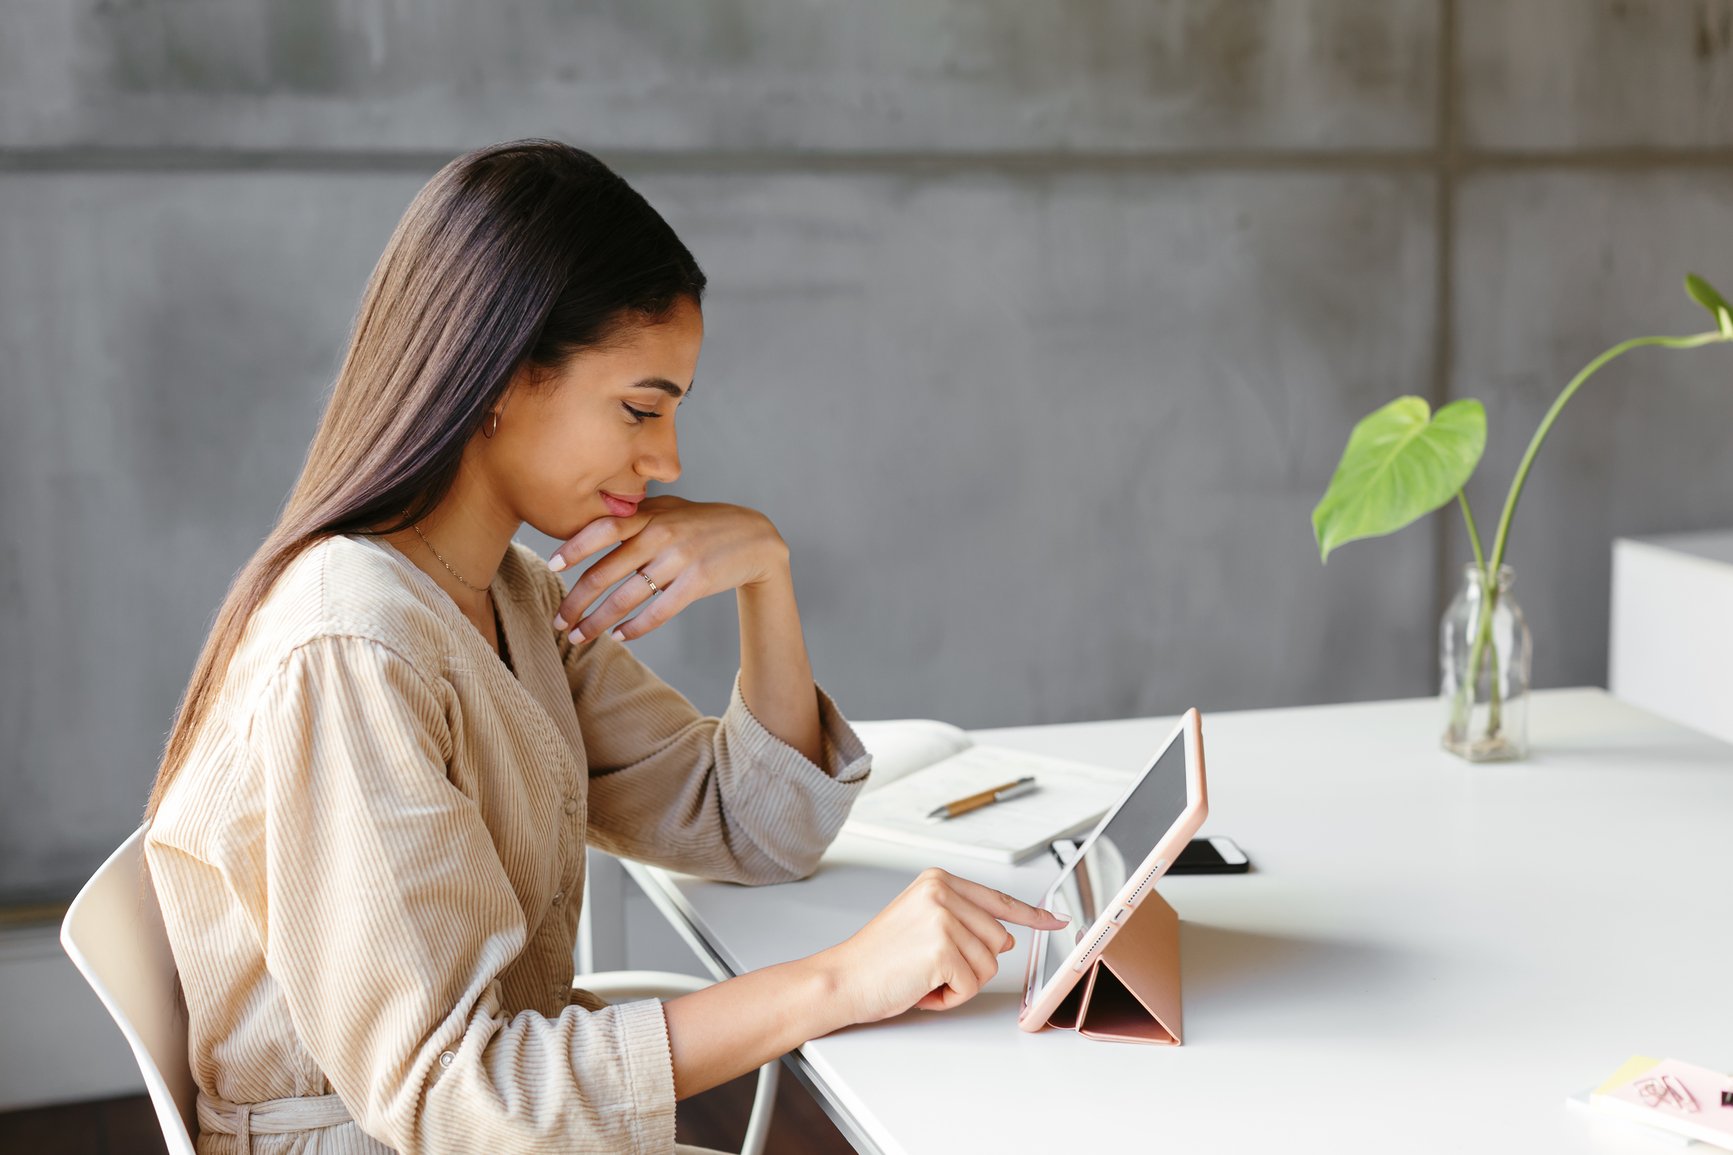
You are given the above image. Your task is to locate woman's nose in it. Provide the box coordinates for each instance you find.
[637,425,681,484]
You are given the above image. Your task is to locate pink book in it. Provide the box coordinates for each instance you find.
[1590,1056,1733,1150]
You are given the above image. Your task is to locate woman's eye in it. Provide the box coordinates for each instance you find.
[622,403,660,423]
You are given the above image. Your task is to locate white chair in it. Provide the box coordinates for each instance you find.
[61,826,779,1155]
[60,826,197,1154]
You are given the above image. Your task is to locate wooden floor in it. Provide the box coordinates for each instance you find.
[0,1068,856,1154]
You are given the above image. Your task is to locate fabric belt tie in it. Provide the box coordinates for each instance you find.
[196,1090,353,1150]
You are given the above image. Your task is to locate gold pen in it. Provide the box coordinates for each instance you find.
[925,776,1038,821]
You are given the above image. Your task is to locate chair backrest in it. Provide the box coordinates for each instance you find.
[60,825,197,1155]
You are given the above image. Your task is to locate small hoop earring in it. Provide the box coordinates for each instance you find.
[483,411,500,439]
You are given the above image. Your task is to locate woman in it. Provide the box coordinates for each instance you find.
[143,139,1067,1154]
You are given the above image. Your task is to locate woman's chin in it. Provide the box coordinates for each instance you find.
[524,512,593,547]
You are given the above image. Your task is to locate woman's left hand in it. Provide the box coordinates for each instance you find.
[547,496,790,643]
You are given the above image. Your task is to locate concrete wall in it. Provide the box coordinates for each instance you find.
[4,0,1733,903]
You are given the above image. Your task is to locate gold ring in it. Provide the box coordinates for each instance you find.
[635,569,661,595]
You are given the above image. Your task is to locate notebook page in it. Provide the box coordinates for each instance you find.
[850,718,974,793]
[843,744,1132,862]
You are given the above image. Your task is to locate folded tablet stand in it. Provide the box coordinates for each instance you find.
[1041,888,1183,1045]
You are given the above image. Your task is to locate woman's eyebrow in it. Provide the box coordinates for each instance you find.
[630,377,692,399]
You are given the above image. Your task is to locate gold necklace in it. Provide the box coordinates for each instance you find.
[408,518,494,594]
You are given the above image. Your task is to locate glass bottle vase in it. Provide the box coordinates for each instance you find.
[1440,563,1532,762]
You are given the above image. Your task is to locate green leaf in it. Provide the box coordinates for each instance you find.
[1312,396,1487,563]
[1685,273,1733,337]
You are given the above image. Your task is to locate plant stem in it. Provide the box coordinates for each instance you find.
[1448,491,1491,741]
[1487,330,1727,575]
[1456,491,1486,575]
[1484,603,1503,738]
[1452,566,1500,743]
[1455,327,1725,756]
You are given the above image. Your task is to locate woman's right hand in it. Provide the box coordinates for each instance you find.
[813,867,1072,1024]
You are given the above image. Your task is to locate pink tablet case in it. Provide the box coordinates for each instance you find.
[1040,887,1183,1045]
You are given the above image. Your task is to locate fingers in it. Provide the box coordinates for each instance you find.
[547,496,744,643]
[913,989,950,1012]
[606,579,698,642]
[914,931,995,1014]
[840,867,1060,1023]
[944,922,1000,996]
[548,510,654,574]
[905,869,1030,1014]
[924,867,1069,931]
[933,885,1018,955]
[553,544,655,634]
[563,564,663,643]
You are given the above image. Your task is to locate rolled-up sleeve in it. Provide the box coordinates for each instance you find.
[252,634,677,1153]
[559,629,872,884]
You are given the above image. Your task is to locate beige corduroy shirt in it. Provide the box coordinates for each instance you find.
[145,532,873,1154]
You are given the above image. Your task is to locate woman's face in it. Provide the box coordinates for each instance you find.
[485,296,703,542]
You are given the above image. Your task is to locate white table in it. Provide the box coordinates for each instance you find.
[623,689,1733,1154]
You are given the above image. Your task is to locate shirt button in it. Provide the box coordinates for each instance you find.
[438,1051,454,1069]
[562,796,579,815]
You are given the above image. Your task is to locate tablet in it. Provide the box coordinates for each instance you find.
[1017,708,1207,1031]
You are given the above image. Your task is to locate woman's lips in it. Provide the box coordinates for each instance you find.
[600,492,642,517]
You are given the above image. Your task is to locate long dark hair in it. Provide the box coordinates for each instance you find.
[146,139,706,817]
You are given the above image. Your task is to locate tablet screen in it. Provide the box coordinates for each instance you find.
[1027,724,1190,1000]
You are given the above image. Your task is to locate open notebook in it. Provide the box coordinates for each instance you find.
[843,719,1133,864]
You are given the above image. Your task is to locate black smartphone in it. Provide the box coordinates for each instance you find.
[1167,836,1251,874]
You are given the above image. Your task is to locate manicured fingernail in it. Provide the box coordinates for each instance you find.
[568,627,585,643]
[1044,909,1068,924]
[548,554,568,573]
[552,615,568,632]
[610,629,626,642]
